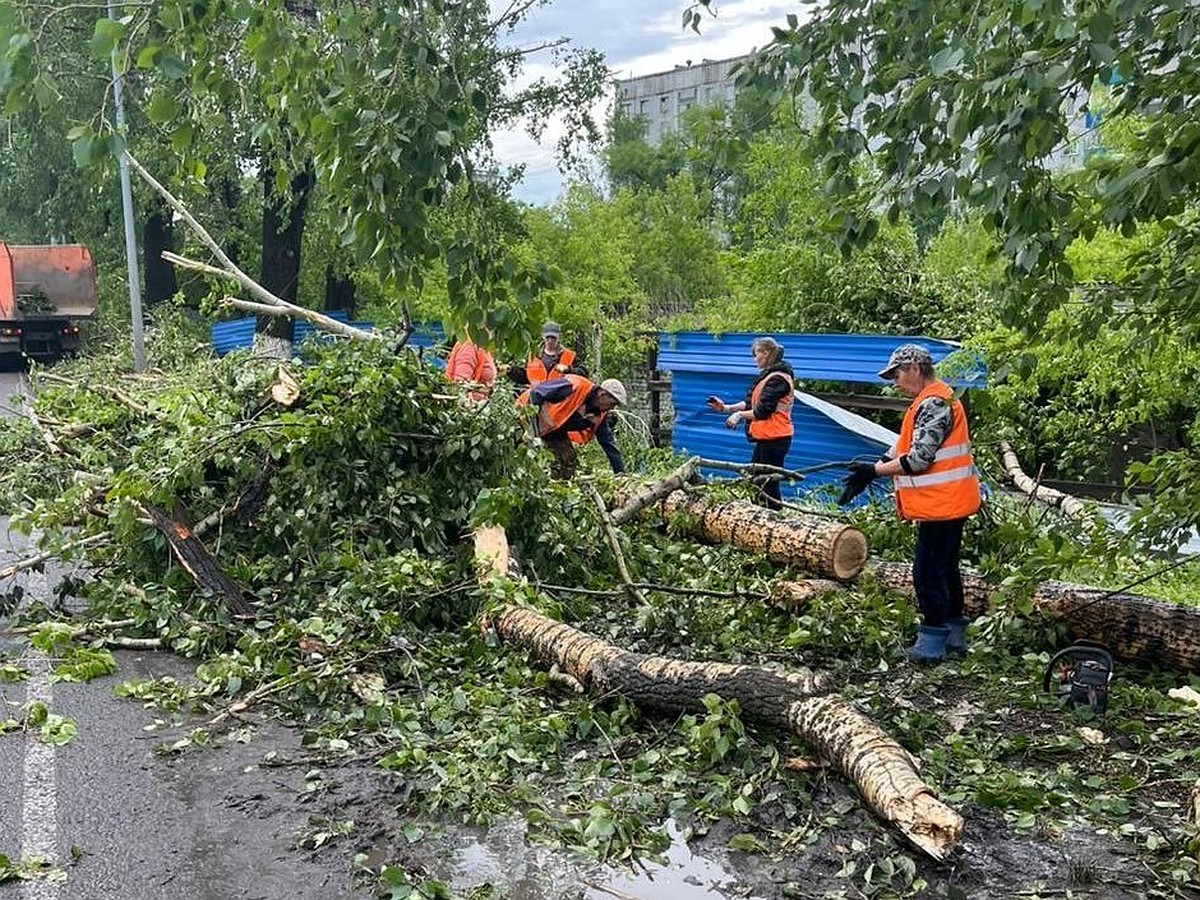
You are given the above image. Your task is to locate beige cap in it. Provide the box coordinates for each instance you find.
[599,378,627,405]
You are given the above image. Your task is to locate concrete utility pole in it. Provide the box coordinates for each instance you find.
[108,0,146,373]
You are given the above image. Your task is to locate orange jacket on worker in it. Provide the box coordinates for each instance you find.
[445,340,497,401]
[890,381,982,521]
[517,374,606,444]
[525,347,577,386]
[748,371,794,441]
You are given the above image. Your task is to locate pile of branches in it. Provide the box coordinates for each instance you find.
[0,339,558,650]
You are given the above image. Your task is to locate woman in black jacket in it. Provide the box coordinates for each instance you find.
[707,337,796,509]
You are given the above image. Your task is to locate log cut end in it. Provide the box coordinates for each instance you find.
[473,525,510,579]
[829,528,869,581]
[900,792,965,861]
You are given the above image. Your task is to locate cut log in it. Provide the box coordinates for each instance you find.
[999,441,1092,521]
[474,529,963,860]
[768,578,843,611]
[615,489,868,581]
[867,560,1200,672]
[489,603,962,860]
[143,504,254,616]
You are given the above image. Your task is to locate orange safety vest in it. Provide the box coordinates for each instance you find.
[525,348,577,386]
[890,380,982,522]
[747,371,795,440]
[445,340,496,386]
[517,374,605,444]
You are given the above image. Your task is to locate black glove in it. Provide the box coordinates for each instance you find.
[837,462,878,506]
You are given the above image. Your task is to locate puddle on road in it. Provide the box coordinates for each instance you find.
[444,817,766,900]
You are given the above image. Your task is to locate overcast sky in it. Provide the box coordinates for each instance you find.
[491,0,798,205]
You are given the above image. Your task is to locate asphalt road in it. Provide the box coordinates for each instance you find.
[0,370,366,900]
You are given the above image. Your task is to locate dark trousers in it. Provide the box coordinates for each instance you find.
[912,518,967,626]
[750,436,791,510]
[541,430,578,480]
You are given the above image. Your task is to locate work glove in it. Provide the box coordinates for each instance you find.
[725,412,742,429]
[837,461,878,506]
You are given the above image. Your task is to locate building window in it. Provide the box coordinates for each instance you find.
[677,87,697,120]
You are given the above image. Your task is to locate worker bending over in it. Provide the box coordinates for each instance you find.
[520,374,627,479]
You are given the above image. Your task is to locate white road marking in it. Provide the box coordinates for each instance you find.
[21,649,60,899]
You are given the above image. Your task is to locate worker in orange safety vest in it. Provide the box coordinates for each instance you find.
[837,343,982,664]
[706,336,795,510]
[517,321,588,386]
[445,337,497,401]
[518,374,626,479]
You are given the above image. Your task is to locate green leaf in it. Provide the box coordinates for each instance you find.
[930,46,963,77]
[89,17,124,59]
[135,44,160,68]
[71,135,96,168]
[145,94,180,124]
[728,832,766,852]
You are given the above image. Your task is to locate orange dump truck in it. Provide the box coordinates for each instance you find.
[0,242,98,361]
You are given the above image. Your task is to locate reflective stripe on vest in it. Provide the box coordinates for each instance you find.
[747,371,795,441]
[892,381,982,521]
[526,347,577,385]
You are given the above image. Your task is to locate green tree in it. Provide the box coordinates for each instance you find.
[729,0,1200,326]
[0,0,607,353]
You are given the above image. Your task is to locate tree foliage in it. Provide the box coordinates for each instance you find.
[0,0,607,352]
[732,0,1200,326]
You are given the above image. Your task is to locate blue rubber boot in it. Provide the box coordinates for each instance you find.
[905,625,950,664]
[945,617,970,659]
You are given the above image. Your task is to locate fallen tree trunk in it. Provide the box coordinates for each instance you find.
[768,578,844,611]
[475,527,963,860]
[868,560,1200,671]
[144,504,254,616]
[615,489,868,581]
[999,441,1091,521]
[611,458,699,526]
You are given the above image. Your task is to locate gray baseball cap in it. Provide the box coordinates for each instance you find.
[878,343,933,379]
[541,321,562,337]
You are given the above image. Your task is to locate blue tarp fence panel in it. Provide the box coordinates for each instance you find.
[658,332,987,501]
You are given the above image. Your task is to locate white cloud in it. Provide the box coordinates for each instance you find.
[490,0,798,206]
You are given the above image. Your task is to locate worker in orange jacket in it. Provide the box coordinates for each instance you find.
[838,344,982,663]
[444,337,497,401]
[514,321,588,386]
[519,374,627,479]
[707,336,795,510]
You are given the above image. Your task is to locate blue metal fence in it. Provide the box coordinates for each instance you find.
[210,310,377,357]
[658,332,986,500]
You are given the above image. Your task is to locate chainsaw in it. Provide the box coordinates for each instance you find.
[1042,640,1114,715]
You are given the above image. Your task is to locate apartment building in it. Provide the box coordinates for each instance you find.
[614,55,748,144]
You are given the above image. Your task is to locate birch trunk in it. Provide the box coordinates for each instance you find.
[617,489,868,581]
[475,527,963,860]
[868,560,1200,671]
[489,603,964,860]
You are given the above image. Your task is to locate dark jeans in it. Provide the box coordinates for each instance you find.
[541,430,578,480]
[913,517,967,626]
[750,436,791,510]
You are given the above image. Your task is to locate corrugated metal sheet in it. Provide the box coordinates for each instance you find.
[210,310,376,357]
[658,331,986,387]
[658,332,986,501]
